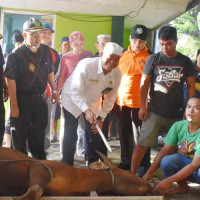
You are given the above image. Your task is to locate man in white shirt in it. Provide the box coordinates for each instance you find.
[61,42,123,166]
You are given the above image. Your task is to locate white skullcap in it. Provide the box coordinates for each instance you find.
[103,42,123,57]
[97,34,111,42]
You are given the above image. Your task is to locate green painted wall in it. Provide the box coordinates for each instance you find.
[55,13,112,54]
[2,8,112,54]
[123,28,131,49]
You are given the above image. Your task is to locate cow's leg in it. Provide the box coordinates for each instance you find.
[19,185,43,200]
[19,162,52,200]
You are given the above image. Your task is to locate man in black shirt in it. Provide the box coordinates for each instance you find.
[0,42,8,146]
[131,25,195,174]
[5,18,59,159]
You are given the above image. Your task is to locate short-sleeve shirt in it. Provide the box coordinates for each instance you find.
[60,50,93,82]
[116,46,150,108]
[164,120,200,159]
[0,45,5,103]
[193,61,200,96]
[5,43,54,95]
[143,52,194,118]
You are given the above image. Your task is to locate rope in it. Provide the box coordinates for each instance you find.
[109,169,115,190]
[0,159,53,185]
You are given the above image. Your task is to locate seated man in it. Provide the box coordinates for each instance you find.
[143,95,200,195]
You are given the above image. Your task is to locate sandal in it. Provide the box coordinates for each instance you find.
[107,136,111,141]
[51,137,58,143]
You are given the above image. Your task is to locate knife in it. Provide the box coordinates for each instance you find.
[94,121,112,152]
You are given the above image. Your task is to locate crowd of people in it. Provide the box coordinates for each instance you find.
[1,16,200,195]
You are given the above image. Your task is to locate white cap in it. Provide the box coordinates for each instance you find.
[97,34,111,42]
[103,42,123,57]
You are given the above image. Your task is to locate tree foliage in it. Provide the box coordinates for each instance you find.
[172,4,200,60]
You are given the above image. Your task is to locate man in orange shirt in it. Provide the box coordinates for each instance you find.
[116,24,151,175]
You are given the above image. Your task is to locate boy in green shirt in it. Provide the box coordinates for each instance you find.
[143,95,200,195]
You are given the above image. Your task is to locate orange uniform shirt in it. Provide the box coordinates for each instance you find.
[116,45,150,108]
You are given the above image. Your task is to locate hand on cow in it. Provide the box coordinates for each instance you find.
[154,179,171,195]
[142,174,150,182]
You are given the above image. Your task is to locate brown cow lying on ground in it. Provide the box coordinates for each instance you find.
[0,147,151,199]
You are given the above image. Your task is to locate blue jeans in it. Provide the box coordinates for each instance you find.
[161,153,200,183]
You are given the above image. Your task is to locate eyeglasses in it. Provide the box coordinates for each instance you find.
[27,31,42,38]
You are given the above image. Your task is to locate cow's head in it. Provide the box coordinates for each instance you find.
[89,151,151,195]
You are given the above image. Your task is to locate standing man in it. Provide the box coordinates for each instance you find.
[59,36,71,57]
[4,31,24,148]
[56,31,93,156]
[131,25,195,174]
[0,37,8,146]
[51,36,71,143]
[41,22,60,149]
[116,25,151,174]
[94,34,111,57]
[5,18,59,159]
[61,42,123,166]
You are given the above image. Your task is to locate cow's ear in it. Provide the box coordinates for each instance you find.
[95,150,116,170]
[89,161,109,170]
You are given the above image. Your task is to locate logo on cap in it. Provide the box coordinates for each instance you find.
[136,28,143,35]
[72,34,80,40]
[34,21,41,28]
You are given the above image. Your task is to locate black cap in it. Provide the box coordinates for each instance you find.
[131,24,148,41]
[23,17,44,32]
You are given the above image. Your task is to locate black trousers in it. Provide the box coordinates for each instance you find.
[62,108,79,165]
[116,105,151,171]
[0,101,5,146]
[84,114,109,165]
[62,108,108,166]
[10,94,47,159]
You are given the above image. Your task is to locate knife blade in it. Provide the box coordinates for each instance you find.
[94,121,112,152]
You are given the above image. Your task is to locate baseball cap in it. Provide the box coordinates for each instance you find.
[69,31,84,45]
[60,36,69,44]
[43,22,55,33]
[23,17,44,32]
[103,42,123,57]
[131,24,148,41]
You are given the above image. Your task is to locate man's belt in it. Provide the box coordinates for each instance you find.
[18,91,46,98]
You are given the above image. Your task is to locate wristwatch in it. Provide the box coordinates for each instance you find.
[51,90,58,94]
[97,116,105,122]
